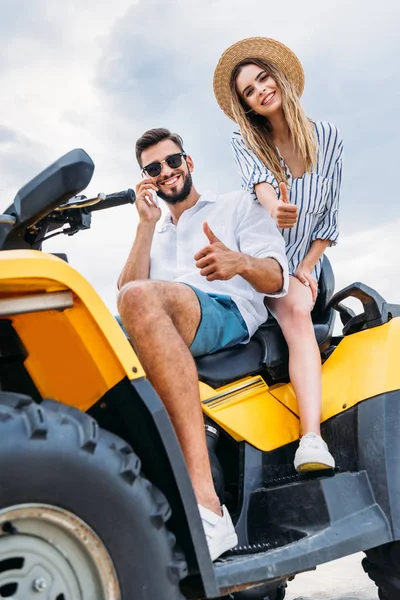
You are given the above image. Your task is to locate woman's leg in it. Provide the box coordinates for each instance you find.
[267,276,335,470]
[267,276,321,434]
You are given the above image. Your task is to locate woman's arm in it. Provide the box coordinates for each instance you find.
[230,133,298,228]
[297,133,343,300]
[311,143,343,246]
[255,181,298,228]
[300,239,331,272]
[294,239,331,302]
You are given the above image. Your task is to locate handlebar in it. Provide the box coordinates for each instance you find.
[88,189,136,212]
[0,187,137,251]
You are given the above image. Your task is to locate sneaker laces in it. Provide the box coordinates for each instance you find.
[299,433,326,450]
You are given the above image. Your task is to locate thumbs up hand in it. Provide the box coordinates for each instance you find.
[270,182,298,228]
[203,221,221,244]
[194,222,240,281]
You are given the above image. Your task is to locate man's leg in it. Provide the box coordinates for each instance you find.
[117,280,220,514]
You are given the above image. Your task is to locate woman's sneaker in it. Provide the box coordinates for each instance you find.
[198,504,238,561]
[294,433,335,472]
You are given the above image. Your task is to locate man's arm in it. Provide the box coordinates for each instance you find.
[117,179,161,289]
[236,254,283,294]
[118,221,156,289]
[194,222,283,294]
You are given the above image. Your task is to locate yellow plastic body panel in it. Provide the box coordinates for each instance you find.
[270,318,400,422]
[200,377,300,452]
[200,318,400,452]
[3,250,399,454]
[0,250,143,412]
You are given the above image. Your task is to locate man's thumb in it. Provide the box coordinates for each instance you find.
[203,221,220,243]
[279,182,290,204]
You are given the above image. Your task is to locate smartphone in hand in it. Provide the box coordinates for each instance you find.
[141,173,159,207]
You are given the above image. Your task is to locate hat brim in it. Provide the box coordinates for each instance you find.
[213,37,305,122]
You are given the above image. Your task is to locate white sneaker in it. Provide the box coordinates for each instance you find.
[294,433,335,472]
[198,504,238,561]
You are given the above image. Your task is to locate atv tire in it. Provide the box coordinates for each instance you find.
[363,542,400,599]
[0,392,187,600]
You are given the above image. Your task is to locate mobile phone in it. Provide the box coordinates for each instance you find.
[141,173,159,207]
[149,189,159,207]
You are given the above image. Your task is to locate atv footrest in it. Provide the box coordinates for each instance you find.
[214,471,392,594]
[224,542,274,557]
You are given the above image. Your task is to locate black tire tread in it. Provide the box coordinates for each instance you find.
[363,542,400,600]
[0,392,187,599]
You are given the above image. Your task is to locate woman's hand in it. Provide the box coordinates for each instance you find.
[270,182,298,228]
[294,263,318,303]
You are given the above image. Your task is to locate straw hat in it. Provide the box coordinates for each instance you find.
[213,37,305,121]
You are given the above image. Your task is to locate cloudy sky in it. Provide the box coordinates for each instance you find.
[1,0,399,320]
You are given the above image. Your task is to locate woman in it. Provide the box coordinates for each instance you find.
[213,37,343,472]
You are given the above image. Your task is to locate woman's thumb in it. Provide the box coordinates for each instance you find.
[279,182,290,204]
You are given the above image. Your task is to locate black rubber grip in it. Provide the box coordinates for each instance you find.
[89,189,136,212]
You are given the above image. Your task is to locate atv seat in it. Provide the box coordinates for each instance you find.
[195,256,336,388]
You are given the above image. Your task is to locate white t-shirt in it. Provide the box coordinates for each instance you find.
[149,190,289,340]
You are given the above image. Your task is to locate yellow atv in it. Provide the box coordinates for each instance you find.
[0,149,399,600]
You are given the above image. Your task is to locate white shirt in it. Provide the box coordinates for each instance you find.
[231,121,343,280]
[149,190,289,340]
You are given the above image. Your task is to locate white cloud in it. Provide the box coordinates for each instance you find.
[328,219,400,306]
[1,0,399,325]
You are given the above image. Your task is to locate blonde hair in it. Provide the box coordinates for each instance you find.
[230,58,317,185]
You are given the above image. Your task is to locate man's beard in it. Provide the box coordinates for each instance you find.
[157,171,193,205]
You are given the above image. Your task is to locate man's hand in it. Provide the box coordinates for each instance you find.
[270,182,298,228]
[294,262,318,303]
[194,222,241,281]
[135,179,162,225]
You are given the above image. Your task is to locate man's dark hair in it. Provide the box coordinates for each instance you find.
[135,128,185,166]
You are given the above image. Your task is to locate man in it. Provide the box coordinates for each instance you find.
[117,128,289,561]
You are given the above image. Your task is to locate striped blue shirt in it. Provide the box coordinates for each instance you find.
[231,121,343,280]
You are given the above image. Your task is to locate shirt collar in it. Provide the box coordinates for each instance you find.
[156,191,217,233]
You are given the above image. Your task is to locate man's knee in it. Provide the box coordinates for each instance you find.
[117,280,191,320]
[117,281,160,318]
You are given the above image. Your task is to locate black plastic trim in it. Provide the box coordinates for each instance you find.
[329,282,400,335]
[88,377,219,599]
[2,149,94,250]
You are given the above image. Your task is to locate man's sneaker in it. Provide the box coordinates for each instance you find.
[198,504,238,561]
[294,433,335,472]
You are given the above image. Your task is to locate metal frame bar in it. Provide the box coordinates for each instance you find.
[0,291,73,316]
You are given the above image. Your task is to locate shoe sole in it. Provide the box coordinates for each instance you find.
[296,461,334,473]
[210,532,238,562]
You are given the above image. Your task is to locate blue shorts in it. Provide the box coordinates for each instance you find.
[115,285,248,358]
[183,284,248,357]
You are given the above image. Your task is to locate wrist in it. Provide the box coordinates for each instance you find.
[299,258,314,272]
[138,219,157,233]
[270,199,281,217]
[236,253,251,277]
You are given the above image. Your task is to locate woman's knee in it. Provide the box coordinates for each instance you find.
[277,300,313,334]
[290,302,313,322]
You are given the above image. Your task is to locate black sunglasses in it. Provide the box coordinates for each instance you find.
[141,152,187,178]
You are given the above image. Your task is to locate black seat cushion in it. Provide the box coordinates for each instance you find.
[195,337,264,389]
[195,256,336,388]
